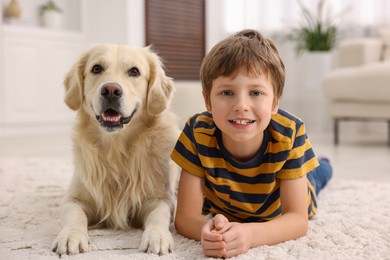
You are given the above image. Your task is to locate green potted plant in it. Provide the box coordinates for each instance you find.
[285,0,349,89]
[286,0,345,56]
[39,0,63,29]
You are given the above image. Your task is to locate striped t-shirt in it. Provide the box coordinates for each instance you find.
[171,109,319,222]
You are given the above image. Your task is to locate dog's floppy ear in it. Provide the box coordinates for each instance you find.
[64,52,89,110]
[145,47,174,116]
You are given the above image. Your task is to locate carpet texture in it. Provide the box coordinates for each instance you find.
[0,157,389,260]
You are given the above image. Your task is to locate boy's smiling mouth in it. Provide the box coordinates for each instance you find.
[229,119,255,125]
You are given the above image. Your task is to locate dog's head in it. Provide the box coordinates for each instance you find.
[64,44,173,132]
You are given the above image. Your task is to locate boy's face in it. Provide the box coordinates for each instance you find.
[204,69,279,157]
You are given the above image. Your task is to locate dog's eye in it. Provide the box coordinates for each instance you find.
[127,67,140,77]
[91,64,104,74]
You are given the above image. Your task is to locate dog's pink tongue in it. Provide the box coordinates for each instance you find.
[102,111,121,122]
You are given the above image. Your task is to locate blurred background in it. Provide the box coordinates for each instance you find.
[0,0,389,177]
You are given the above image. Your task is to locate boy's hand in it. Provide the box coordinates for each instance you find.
[221,222,252,258]
[201,215,252,258]
[200,214,229,258]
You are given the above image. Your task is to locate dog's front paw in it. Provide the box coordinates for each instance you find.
[139,227,174,255]
[51,227,89,255]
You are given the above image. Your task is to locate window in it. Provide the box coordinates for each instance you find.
[145,0,205,80]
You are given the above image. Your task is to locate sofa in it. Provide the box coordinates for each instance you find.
[170,81,205,129]
[323,29,390,145]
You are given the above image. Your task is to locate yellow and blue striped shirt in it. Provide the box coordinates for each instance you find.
[171,109,319,222]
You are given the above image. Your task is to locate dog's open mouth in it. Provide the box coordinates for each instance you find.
[95,108,136,132]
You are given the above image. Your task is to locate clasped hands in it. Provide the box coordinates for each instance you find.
[200,214,252,258]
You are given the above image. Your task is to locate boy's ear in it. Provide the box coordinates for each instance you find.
[202,91,212,113]
[272,97,281,114]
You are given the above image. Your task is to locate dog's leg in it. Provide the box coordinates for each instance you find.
[51,200,89,255]
[139,199,174,255]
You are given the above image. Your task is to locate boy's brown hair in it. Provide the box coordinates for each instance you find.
[200,29,285,105]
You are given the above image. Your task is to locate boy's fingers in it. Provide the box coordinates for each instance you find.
[221,227,236,243]
[202,231,223,242]
[213,214,228,229]
[213,222,234,235]
[203,248,226,258]
[202,240,227,258]
[202,239,225,249]
[225,248,241,258]
[202,218,216,234]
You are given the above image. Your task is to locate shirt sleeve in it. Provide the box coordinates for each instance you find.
[171,117,205,178]
[276,122,319,180]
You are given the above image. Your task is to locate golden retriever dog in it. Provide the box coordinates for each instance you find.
[51,44,179,255]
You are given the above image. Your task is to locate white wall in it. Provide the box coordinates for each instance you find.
[2,0,81,30]
[83,0,144,46]
[205,0,226,52]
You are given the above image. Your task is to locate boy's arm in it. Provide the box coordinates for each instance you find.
[221,176,309,257]
[174,169,207,240]
[175,169,230,258]
[255,176,309,245]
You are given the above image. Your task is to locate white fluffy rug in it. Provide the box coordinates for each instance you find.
[0,157,389,260]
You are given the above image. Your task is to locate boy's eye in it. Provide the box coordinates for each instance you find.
[250,91,262,96]
[221,90,233,96]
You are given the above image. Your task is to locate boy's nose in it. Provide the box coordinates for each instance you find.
[233,95,249,112]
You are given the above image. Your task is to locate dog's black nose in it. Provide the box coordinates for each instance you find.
[101,83,123,98]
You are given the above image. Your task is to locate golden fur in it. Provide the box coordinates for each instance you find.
[52,44,179,255]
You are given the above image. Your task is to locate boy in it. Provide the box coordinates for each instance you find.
[171,29,332,258]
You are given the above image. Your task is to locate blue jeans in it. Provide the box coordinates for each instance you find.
[307,159,333,196]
